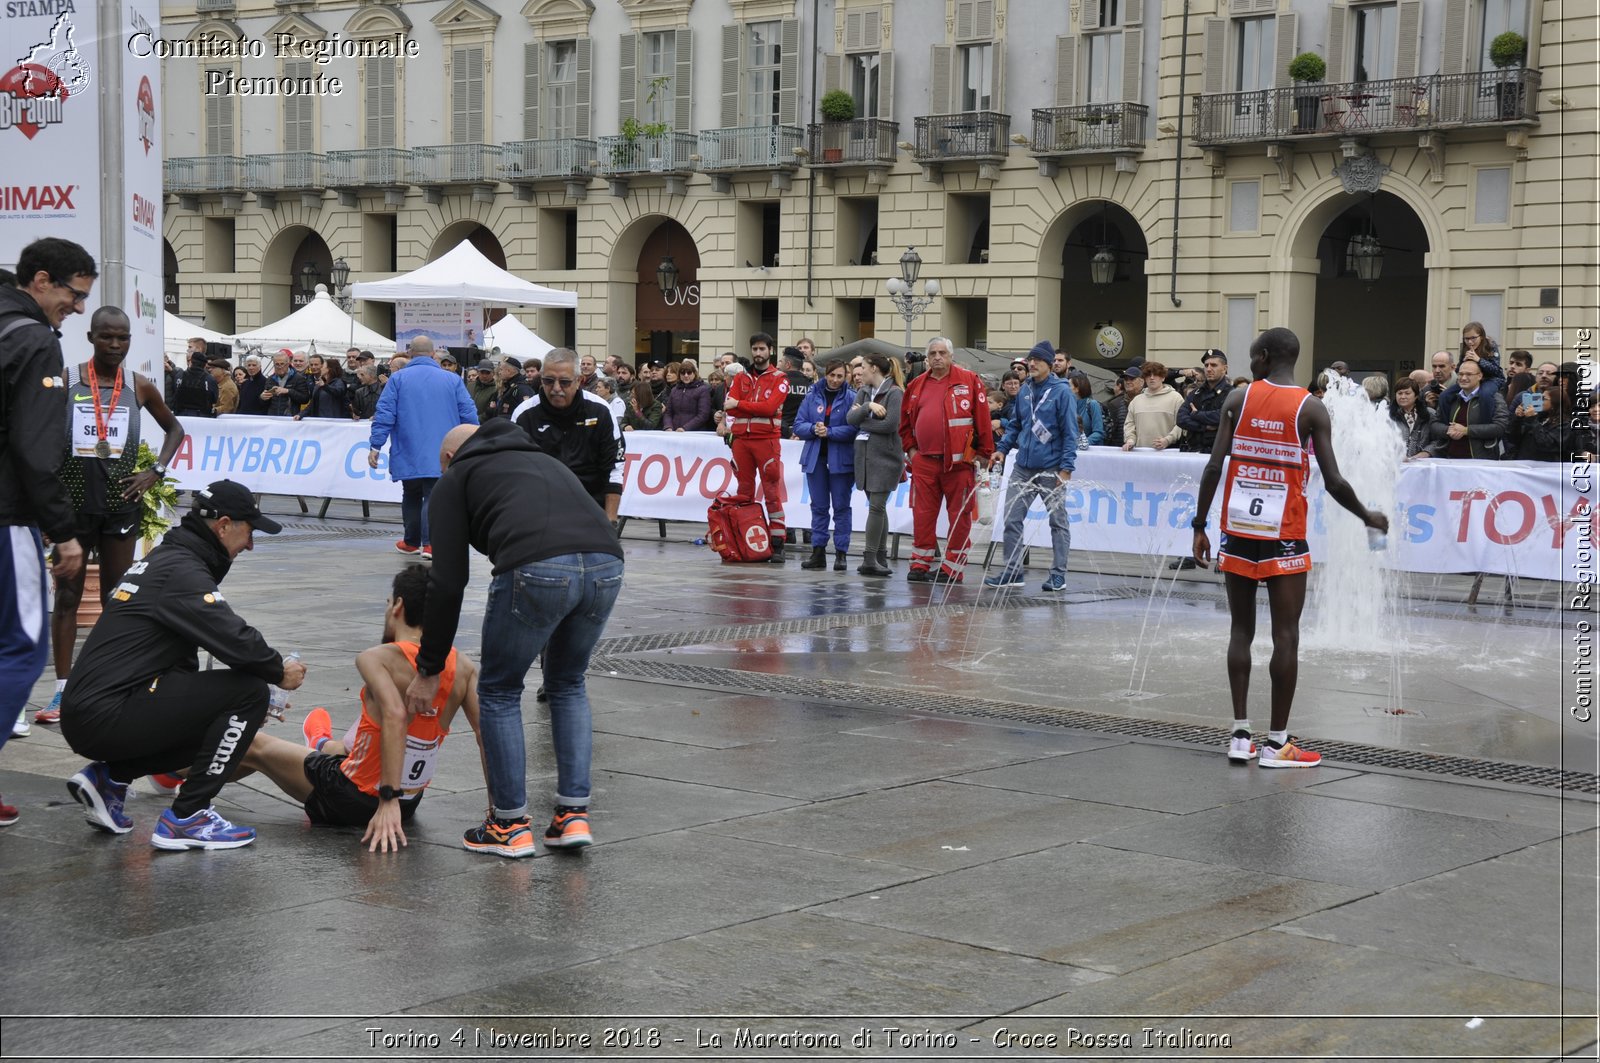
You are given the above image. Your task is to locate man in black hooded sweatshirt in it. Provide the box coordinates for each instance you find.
[407,420,623,859]
[510,347,624,521]
[60,481,305,850]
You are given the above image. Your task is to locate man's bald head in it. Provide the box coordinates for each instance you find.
[439,424,479,469]
[407,337,435,357]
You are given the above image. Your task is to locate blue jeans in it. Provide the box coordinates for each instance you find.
[401,477,437,548]
[476,553,624,818]
[806,467,854,552]
[0,526,49,754]
[1001,468,1071,581]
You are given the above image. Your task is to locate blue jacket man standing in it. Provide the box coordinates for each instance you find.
[986,340,1079,593]
[368,338,478,558]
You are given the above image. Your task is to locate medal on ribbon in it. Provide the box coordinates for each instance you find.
[86,361,125,462]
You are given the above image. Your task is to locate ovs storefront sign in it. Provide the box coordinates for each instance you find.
[662,283,700,307]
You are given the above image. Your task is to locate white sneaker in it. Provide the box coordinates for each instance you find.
[11,713,30,737]
[1227,733,1256,762]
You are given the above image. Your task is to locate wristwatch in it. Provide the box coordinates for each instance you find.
[378,785,404,802]
[152,462,168,476]
[1190,516,1208,531]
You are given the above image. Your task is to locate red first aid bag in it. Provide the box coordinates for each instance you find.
[706,497,773,562]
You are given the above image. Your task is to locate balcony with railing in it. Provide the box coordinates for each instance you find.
[325,148,410,187]
[805,118,899,167]
[502,138,598,181]
[913,111,1011,162]
[244,152,326,191]
[411,143,502,185]
[1193,68,1541,145]
[698,124,804,171]
[597,131,698,177]
[1030,103,1149,156]
[164,156,249,193]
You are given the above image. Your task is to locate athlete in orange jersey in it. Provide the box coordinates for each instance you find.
[1191,328,1387,769]
[238,565,482,851]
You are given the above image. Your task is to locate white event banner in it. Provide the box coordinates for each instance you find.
[395,300,485,349]
[122,0,165,382]
[160,418,1590,582]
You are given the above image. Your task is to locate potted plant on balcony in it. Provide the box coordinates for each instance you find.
[819,89,856,162]
[1489,31,1527,120]
[612,77,673,170]
[1288,52,1327,133]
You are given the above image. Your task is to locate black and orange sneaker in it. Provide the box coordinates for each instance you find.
[543,808,593,850]
[463,814,536,858]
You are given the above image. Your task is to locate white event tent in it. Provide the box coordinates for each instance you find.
[232,289,396,355]
[482,313,555,360]
[163,311,229,361]
[351,241,578,308]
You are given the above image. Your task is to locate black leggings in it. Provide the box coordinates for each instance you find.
[62,670,270,818]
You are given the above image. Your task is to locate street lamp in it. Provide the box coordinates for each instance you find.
[656,255,680,297]
[328,256,353,311]
[1089,246,1118,286]
[297,260,320,299]
[884,246,940,349]
[1347,233,1383,284]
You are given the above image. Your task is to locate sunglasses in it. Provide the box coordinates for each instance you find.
[541,375,576,388]
[55,280,90,304]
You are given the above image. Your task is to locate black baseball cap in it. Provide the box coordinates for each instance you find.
[476,359,495,371]
[192,480,282,534]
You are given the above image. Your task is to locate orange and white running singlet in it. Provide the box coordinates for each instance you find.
[338,642,455,799]
[1218,381,1312,580]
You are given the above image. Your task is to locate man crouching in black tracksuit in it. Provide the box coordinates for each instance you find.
[60,480,305,850]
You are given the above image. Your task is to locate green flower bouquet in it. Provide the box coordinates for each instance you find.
[133,441,181,544]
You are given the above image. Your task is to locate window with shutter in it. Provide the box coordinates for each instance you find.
[1326,2,1349,82]
[931,44,953,114]
[618,31,638,122]
[523,41,541,140]
[1055,35,1077,107]
[548,40,578,139]
[1200,18,1227,97]
[1084,33,1122,103]
[1476,0,1524,71]
[1120,28,1141,103]
[1394,0,1421,78]
[745,21,782,126]
[722,24,743,128]
[850,53,880,118]
[1353,3,1398,82]
[674,28,693,131]
[205,71,233,154]
[877,51,894,119]
[1234,18,1274,92]
[778,19,799,126]
[574,38,592,138]
[1272,14,1296,88]
[364,56,396,148]
[643,31,673,126]
[283,59,314,151]
[451,44,485,143]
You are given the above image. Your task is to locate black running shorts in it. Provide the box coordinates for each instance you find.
[1216,533,1312,581]
[301,751,420,827]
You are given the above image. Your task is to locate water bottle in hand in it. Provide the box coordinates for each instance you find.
[1365,504,1387,552]
[268,652,300,720]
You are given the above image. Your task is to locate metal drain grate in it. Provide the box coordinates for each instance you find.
[593,595,1100,655]
[259,524,401,542]
[590,655,1598,795]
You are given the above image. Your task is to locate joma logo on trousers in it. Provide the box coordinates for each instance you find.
[206,714,250,775]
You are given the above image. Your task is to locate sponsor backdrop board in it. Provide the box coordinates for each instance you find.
[0,0,162,379]
[396,300,485,350]
[155,416,1588,582]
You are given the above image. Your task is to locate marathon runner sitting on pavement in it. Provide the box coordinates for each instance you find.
[236,564,482,852]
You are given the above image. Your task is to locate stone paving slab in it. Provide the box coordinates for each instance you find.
[816,843,1372,975]
[699,779,1165,872]
[951,742,1358,814]
[969,931,1597,1059]
[1090,789,1565,890]
[1282,829,1600,992]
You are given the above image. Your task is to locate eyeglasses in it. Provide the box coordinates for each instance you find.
[54,280,90,304]
[541,376,576,389]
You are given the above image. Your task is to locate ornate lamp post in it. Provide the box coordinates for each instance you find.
[884,246,940,349]
[328,256,353,311]
[296,260,320,305]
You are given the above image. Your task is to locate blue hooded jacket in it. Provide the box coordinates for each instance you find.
[368,356,480,480]
[996,372,1079,471]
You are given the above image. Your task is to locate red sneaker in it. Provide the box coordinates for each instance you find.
[394,540,420,555]
[420,544,433,561]
[302,707,333,751]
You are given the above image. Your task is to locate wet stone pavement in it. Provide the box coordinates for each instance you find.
[0,500,1595,1061]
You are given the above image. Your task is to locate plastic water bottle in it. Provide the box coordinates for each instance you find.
[975,469,996,527]
[267,652,300,720]
[1365,505,1387,552]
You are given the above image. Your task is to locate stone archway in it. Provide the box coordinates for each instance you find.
[163,239,179,315]
[1309,191,1431,381]
[606,212,705,366]
[259,224,330,325]
[1037,200,1150,370]
[427,221,506,267]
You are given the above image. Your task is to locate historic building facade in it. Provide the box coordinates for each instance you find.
[159,0,1596,380]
